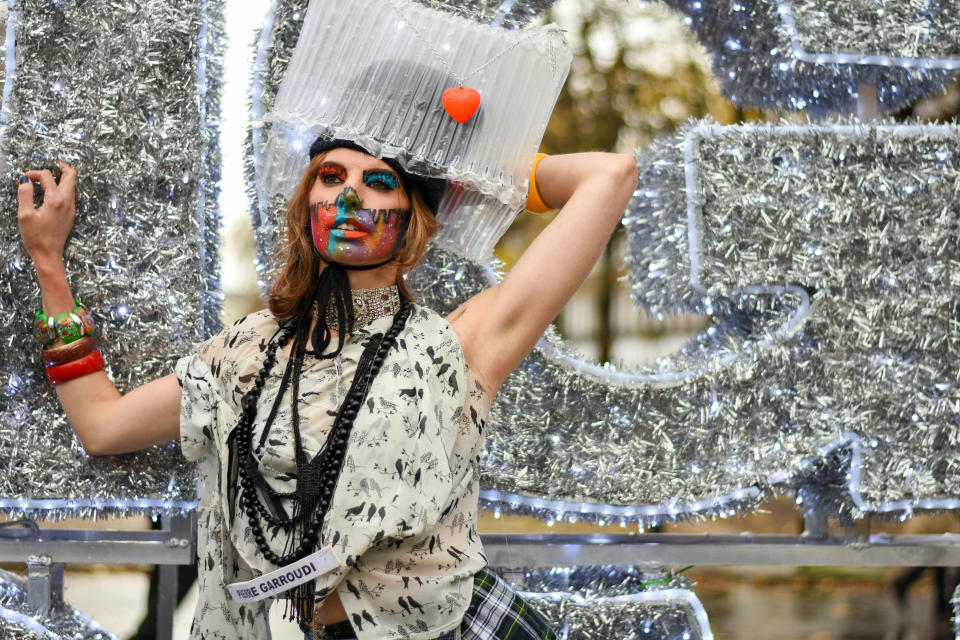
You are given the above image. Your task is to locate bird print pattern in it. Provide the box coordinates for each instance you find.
[176,305,490,640]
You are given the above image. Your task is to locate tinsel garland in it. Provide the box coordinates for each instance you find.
[410,0,555,28]
[661,0,957,114]
[785,0,960,62]
[408,248,770,525]
[623,120,960,518]
[953,582,960,640]
[0,569,115,640]
[502,566,711,640]
[407,149,960,523]
[0,0,225,519]
[244,0,307,288]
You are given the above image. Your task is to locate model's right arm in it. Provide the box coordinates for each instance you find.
[18,164,181,456]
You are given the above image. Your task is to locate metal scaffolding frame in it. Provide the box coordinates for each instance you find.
[4,510,959,639]
[2,514,195,640]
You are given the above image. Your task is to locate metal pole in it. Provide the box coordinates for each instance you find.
[156,563,177,640]
[857,83,879,120]
[25,555,64,616]
[154,514,195,640]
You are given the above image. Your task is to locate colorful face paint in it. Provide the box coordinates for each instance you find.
[318,163,347,185]
[310,185,411,265]
[363,170,398,191]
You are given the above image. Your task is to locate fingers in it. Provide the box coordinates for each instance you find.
[19,162,78,211]
[58,161,77,195]
[24,169,60,201]
[16,175,35,213]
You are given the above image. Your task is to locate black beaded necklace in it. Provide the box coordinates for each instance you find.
[227,286,412,625]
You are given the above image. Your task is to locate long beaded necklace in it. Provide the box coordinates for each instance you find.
[229,295,412,624]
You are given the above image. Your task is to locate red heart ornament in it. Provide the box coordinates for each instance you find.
[442,86,481,123]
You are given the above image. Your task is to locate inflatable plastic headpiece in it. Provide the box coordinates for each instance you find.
[257,0,572,259]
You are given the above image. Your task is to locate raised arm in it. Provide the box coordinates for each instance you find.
[449,152,637,397]
[17,164,181,455]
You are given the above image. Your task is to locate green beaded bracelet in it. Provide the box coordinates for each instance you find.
[33,301,95,346]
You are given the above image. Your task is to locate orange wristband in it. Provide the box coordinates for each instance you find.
[46,350,105,385]
[41,336,97,366]
[525,153,553,213]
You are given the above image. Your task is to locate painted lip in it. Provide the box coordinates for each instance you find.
[330,216,370,238]
[330,228,369,240]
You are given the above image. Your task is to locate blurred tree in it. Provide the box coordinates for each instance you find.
[540,0,739,155]
[497,0,745,363]
[898,81,960,122]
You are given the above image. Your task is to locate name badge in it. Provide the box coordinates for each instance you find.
[227,547,340,603]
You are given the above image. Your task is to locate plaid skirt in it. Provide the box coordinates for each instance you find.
[304,568,556,640]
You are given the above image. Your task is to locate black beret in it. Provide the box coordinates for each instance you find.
[308,136,448,215]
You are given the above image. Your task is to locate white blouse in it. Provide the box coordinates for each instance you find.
[176,305,490,639]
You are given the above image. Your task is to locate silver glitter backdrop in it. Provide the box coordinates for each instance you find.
[953,582,960,640]
[786,0,960,62]
[660,0,958,115]
[503,567,711,640]
[409,248,770,524]
[0,569,115,640]
[624,121,960,518]
[0,0,225,518]
[410,0,556,28]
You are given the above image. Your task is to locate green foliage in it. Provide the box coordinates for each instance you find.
[540,0,740,154]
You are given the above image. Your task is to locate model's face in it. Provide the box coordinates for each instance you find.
[308,148,411,267]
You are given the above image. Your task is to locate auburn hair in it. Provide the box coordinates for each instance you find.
[268,152,440,320]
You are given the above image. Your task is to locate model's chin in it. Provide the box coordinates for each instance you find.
[320,251,398,269]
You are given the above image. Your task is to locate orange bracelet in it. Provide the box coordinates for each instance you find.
[46,350,105,385]
[41,336,97,366]
[525,153,553,213]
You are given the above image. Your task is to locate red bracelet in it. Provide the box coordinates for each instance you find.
[46,350,105,385]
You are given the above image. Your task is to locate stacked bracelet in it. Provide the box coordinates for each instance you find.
[33,301,95,347]
[46,350,105,385]
[41,336,97,367]
[525,153,554,214]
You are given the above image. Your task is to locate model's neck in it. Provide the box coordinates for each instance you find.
[337,264,399,290]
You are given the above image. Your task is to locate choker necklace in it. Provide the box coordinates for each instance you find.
[324,285,400,333]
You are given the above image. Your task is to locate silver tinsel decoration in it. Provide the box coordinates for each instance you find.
[0,0,225,519]
[953,581,960,640]
[0,569,115,640]
[784,0,960,63]
[499,566,711,640]
[623,120,960,519]
[409,248,768,525]
[661,0,958,115]
[245,0,307,289]
[410,0,556,28]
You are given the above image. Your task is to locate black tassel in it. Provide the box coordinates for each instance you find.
[310,263,355,358]
[278,264,355,628]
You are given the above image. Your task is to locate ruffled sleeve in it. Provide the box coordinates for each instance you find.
[175,310,280,461]
[175,353,218,461]
[176,311,281,640]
